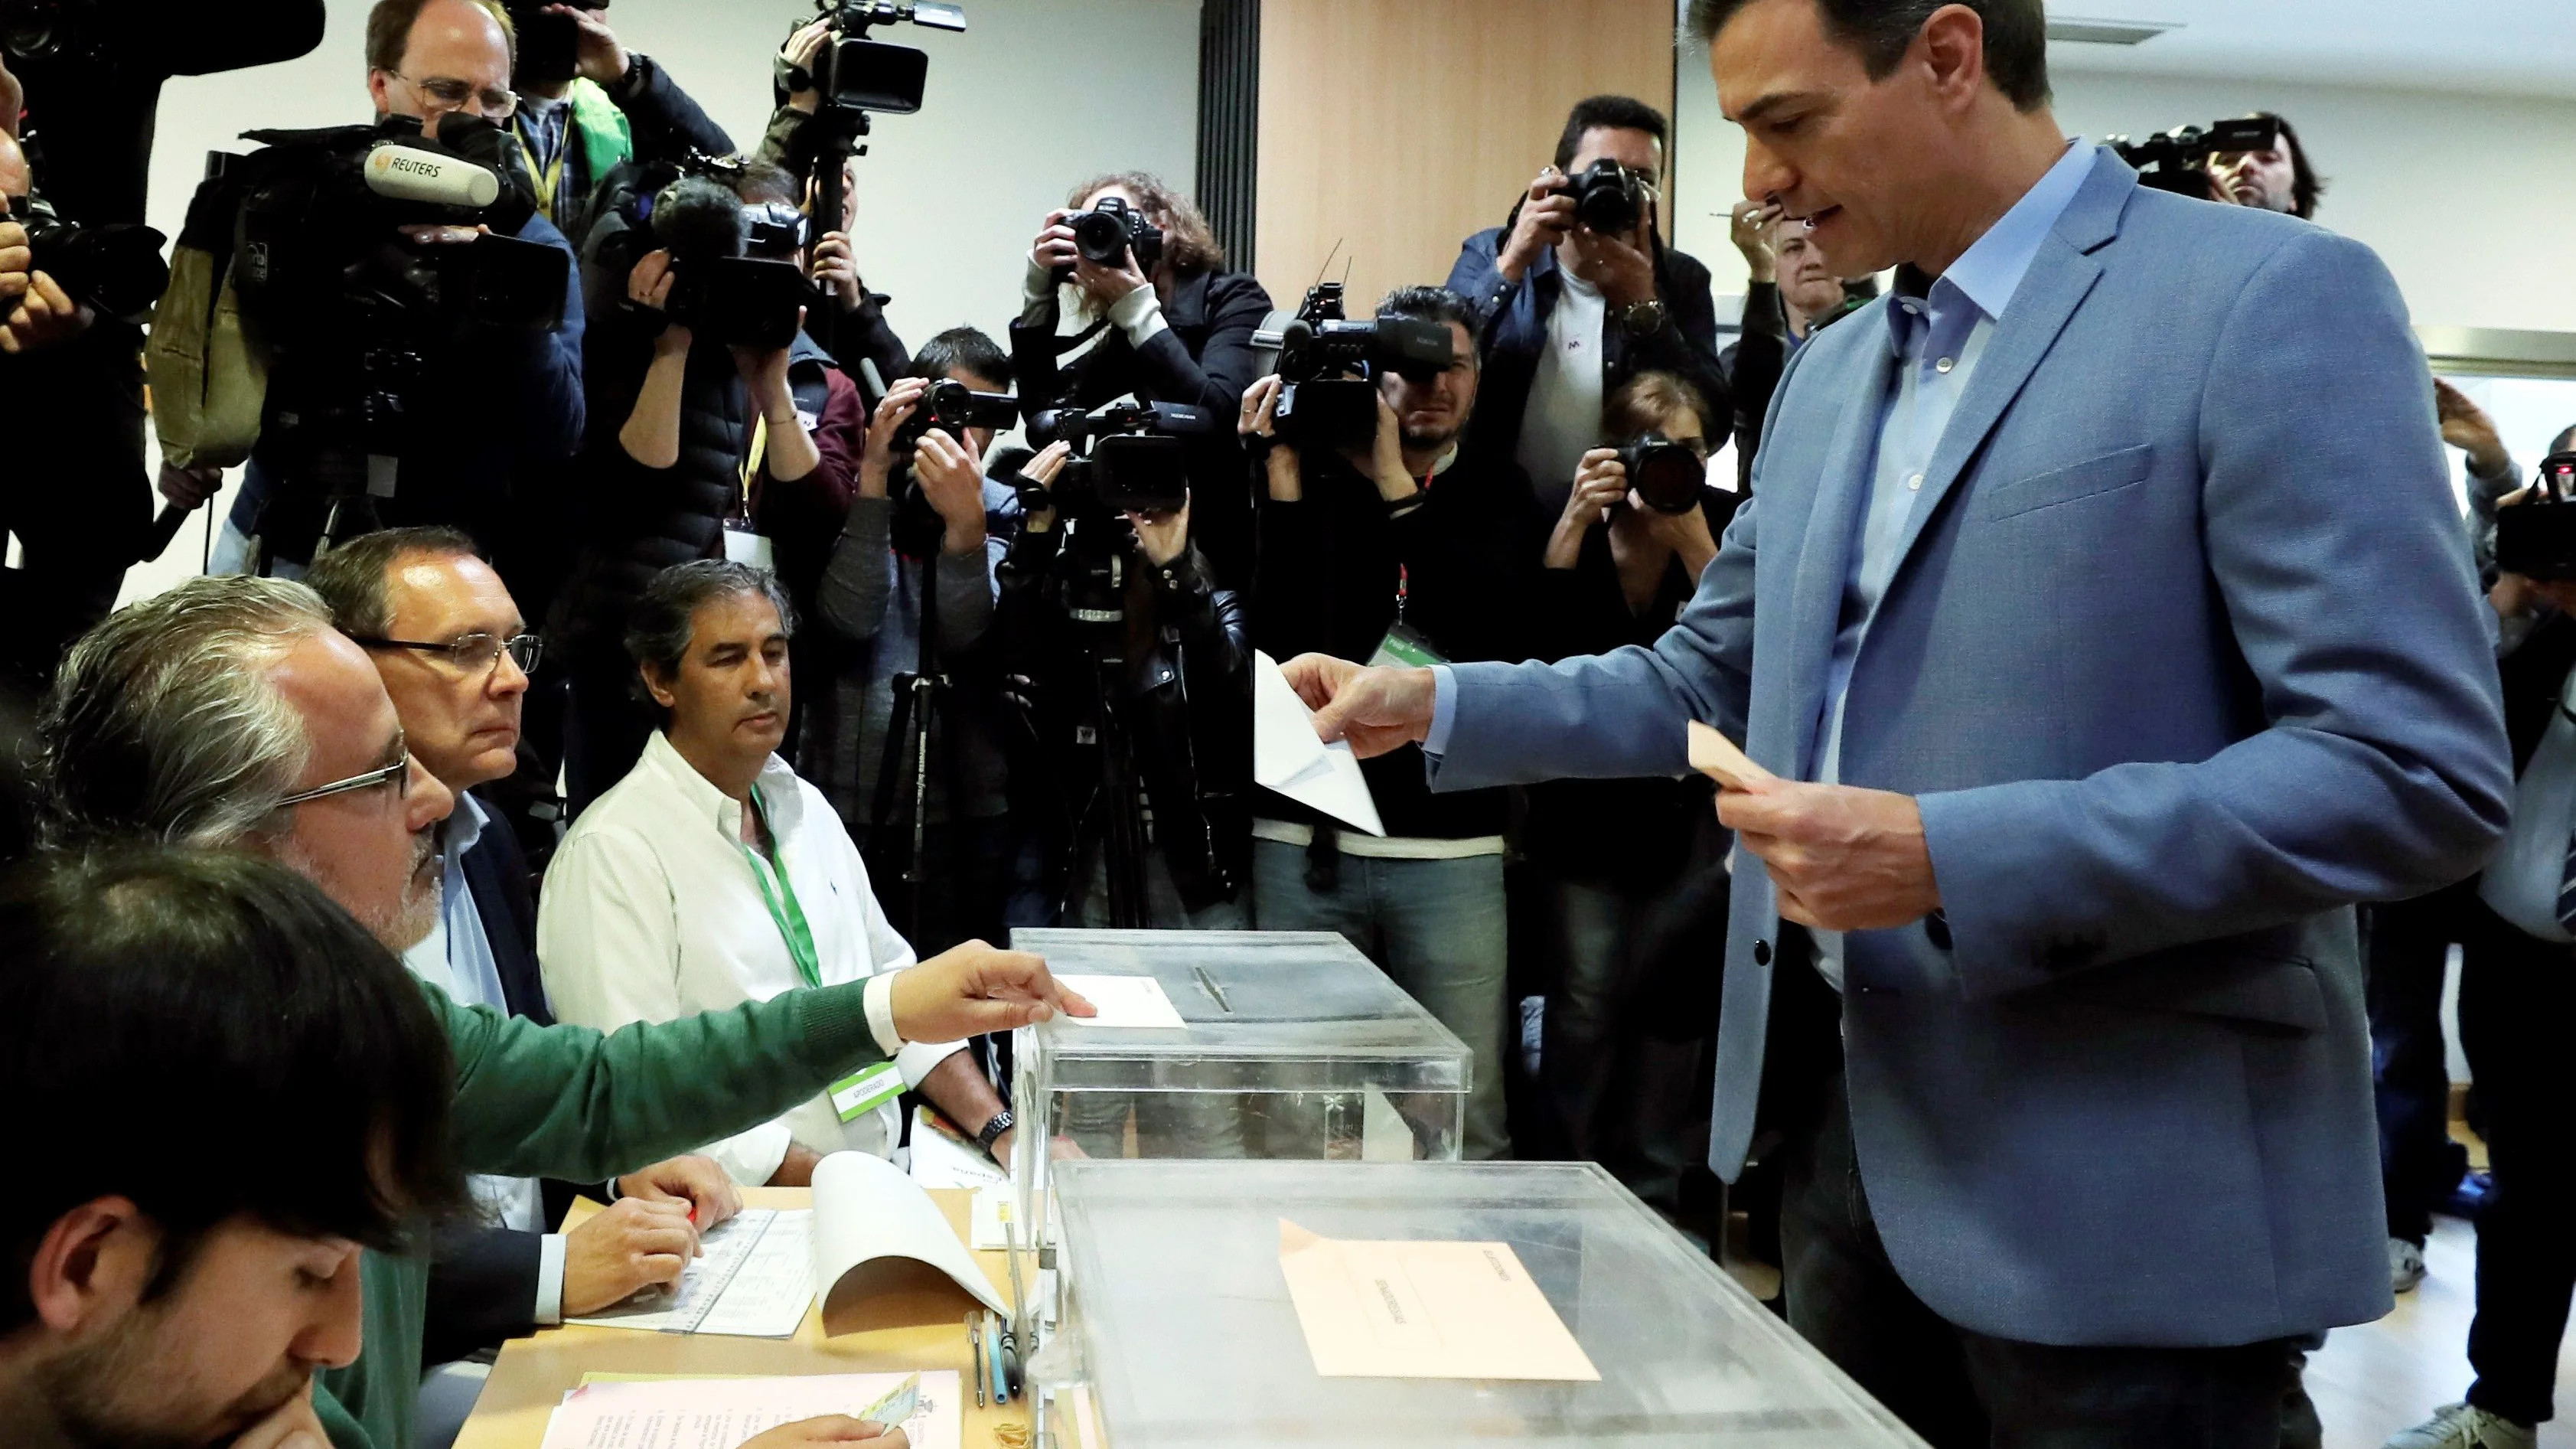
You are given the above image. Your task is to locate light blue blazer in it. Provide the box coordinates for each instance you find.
[1430,148,2512,1346]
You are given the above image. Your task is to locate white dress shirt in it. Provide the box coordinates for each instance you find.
[1514,265,1608,509]
[538,732,964,1186]
[402,792,567,1325]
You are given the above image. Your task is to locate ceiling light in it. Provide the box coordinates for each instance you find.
[2047,15,2183,44]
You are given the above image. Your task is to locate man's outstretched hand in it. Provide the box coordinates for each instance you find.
[891,942,1096,1043]
[1717,776,1941,933]
[1281,654,1437,759]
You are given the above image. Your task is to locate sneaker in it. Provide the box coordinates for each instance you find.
[2391,1235,2428,1294]
[2383,1402,2537,1449]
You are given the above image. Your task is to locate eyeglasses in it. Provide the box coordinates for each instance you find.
[354,631,543,676]
[275,754,414,811]
[386,70,519,121]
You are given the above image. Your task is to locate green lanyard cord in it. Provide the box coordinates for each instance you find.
[737,784,823,990]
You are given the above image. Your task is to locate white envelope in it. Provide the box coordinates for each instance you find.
[1252,650,1385,836]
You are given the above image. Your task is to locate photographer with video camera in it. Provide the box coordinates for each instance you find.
[1241,283,1534,1161]
[1013,171,1271,588]
[179,0,586,579]
[2206,110,2326,220]
[1446,95,1729,527]
[553,160,826,815]
[993,393,1248,932]
[779,327,1033,953]
[752,15,915,387]
[502,0,735,246]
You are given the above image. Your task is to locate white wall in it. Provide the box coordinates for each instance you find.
[123,0,1200,602]
[1669,57,2576,336]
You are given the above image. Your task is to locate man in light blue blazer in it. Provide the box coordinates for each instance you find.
[1284,0,2513,1443]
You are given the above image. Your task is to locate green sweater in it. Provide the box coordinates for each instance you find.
[312,977,889,1448]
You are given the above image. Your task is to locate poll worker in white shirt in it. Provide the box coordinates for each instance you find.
[302,527,744,1362]
[540,559,1021,1188]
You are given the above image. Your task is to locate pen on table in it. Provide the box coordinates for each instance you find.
[986,1309,1009,1404]
[968,1312,986,1408]
[1191,964,1232,1013]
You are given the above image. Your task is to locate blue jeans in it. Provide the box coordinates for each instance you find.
[1249,840,1511,1160]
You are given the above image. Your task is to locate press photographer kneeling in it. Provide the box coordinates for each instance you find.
[1241,284,1535,1161]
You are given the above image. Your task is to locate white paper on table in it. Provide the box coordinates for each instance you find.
[1052,972,1189,1030]
[813,1150,1008,1318]
[1252,650,1385,835]
[563,1207,814,1337]
[538,1369,962,1449]
[907,1105,1008,1190]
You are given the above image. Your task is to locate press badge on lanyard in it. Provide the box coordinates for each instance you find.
[738,786,897,1124]
[1369,619,1446,671]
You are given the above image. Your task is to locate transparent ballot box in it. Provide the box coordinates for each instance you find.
[1041,1159,1926,1448]
[1008,929,1471,1190]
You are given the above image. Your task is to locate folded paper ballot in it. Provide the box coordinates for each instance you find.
[1277,1219,1599,1382]
[538,1370,961,1449]
[1253,649,1386,835]
[1053,971,1189,1030]
[1687,719,1775,791]
[566,1151,1003,1338]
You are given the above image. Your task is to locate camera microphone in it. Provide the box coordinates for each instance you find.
[361,144,501,208]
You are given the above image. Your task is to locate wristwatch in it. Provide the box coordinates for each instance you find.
[973,1109,1015,1157]
[1617,299,1670,338]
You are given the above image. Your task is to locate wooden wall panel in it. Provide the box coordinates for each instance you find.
[1254,0,1678,319]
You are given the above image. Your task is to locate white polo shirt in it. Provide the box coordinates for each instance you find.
[537,731,966,1186]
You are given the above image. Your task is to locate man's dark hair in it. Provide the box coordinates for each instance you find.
[2249,111,2328,220]
[302,526,483,644]
[1375,286,1481,369]
[2,848,465,1333]
[907,326,1012,389]
[624,560,799,694]
[1687,0,2051,113]
[1553,95,1669,172]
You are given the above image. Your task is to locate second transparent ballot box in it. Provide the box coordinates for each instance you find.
[1008,929,1471,1197]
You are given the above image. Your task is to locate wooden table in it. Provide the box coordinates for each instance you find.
[452,1186,1033,1449]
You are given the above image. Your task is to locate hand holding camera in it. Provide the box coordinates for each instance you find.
[1127,491,1192,568]
[913,426,987,554]
[627,249,693,352]
[2435,378,2512,479]
[810,230,866,310]
[1498,167,1577,283]
[541,3,631,86]
[1240,375,1303,502]
[857,374,928,498]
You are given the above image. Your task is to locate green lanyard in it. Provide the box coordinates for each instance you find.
[736,785,822,990]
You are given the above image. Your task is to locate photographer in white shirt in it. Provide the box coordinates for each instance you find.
[540,560,1019,1187]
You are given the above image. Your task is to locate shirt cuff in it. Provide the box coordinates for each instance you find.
[1109,285,1169,347]
[862,971,904,1057]
[1022,255,1054,304]
[1423,664,1459,757]
[534,1233,567,1326]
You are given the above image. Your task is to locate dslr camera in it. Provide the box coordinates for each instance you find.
[1254,281,1456,451]
[1054,194,1162,281]
[1562,158,1651,235]
[896,377,1019,451]
[0,194,166,324]
[2106,116,2279,201]
[504,0,604,90]
[1617,432,1708,516]
[1025,400,1212,517]
[2496,452,2576,583]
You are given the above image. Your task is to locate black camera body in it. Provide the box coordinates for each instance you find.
[1052,194,1162,282]
[1619,432,1707,516]
[897,377,1020,450]
[2497,453,2576,583]
[611,169,815,351]
[0,194,167,324]
[1565,158,1649,235]
[1027,400,1212,516]
[1261,282,1456,452]
[2106,117,2279,201]
[806,0,963,114]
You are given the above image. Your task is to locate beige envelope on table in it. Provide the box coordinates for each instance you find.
[1277,1219,1599,1382]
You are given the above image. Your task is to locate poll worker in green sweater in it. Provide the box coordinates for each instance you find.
[0,850,904,1449]
[31,575,1089,1449]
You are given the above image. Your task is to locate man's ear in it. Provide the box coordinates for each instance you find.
[26,1197,155,1334]
[1916,3,1991,110]
[639,662,678,711]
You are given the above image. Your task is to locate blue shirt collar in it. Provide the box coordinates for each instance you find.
[1886,139,2094,348]
[440,789,488,870]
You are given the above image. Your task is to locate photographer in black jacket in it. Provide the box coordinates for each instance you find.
[503,1,733,246]
[1011,171,1271,589]
[1446,95,1728,530]
[1242,284,1534,1161]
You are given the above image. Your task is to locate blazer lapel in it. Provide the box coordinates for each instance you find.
[1776,335,1896,781]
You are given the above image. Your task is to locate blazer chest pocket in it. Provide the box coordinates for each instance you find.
[1973,442,2155,522]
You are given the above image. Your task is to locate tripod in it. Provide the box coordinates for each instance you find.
[1053,533,1155,931]
[868,524,954,948]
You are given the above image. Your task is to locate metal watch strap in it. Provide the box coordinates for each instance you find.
[973,1108,1015,1154]
[1620,299,1669,338]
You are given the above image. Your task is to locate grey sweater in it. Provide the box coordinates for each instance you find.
[799,487,1016,829]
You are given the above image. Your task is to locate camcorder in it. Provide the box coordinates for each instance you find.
[1619,432,1709,515]
[504,0,605,90]
[1564,158,1651,236]
[2106,117,2280,201]
[0,193,166,324]
[1253,281,1456,451]
[2496,452,2576,583]
[803,0,962,115]
[621,167,814,350]
[1,0,105,63]
[1054,194,1162,282]
[1026,400,1213,517]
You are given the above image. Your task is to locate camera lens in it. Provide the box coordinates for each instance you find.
[1072,209,1130,266]
[1626,439,1707,515]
